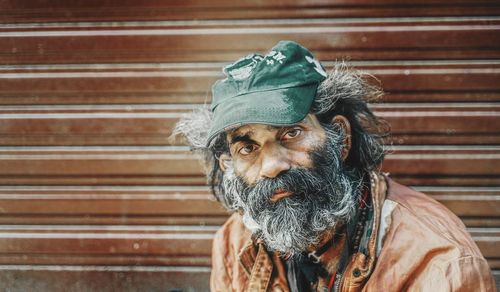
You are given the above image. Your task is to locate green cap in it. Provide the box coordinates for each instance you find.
[207,40,327,146]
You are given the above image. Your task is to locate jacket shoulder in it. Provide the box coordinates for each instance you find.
[386,179,465,225]
[210,213,253,292]
[385,178,481,254]
[213,212,252,256]
[366,177,495,291]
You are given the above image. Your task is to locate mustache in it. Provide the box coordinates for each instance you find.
[239,167,332,216]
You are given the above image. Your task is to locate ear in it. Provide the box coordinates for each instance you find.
[331,115,351,160]
[218,153,233,172]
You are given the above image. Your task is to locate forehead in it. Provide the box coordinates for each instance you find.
[227,114,322,140]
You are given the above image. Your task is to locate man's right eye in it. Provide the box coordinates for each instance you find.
[238,144,257,156]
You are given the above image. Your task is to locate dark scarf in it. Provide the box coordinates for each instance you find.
[286,187,372,292]
[286,228,345,292]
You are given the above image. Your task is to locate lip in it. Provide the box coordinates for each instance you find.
[271,189,292,202]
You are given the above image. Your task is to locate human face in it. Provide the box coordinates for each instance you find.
[226,114,326,189]
[219,119,357,255]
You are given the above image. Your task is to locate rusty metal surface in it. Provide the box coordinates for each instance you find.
[0,1,499,291]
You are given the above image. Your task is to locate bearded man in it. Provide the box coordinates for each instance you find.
[175,41,495,291]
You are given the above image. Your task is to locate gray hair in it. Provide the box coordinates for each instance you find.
[174,63,388,210]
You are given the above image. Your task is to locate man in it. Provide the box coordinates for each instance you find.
[175,41,495,291]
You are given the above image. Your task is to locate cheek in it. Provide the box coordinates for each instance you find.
[287,133,325,168]
[233,160,260,185]
[288,150,314,168]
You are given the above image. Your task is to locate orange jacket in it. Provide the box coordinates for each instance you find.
[210,173,496,291]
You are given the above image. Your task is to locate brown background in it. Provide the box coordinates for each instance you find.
[0,1,499,291]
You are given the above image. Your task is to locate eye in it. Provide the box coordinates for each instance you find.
[282,128,302,140]
[238,144,257,156]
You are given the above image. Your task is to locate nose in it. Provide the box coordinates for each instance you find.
[259,145,291,179]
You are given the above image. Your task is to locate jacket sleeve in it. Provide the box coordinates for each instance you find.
[210,227,233,292]
[412,256,497,292]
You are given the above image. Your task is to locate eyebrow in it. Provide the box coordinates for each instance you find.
[229,122,308,144]
[267,122,306,133]
[229,133,255,145]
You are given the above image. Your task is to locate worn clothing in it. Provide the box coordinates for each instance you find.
[210,173,496,291]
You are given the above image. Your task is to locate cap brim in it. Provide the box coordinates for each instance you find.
[207,83,318,146]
